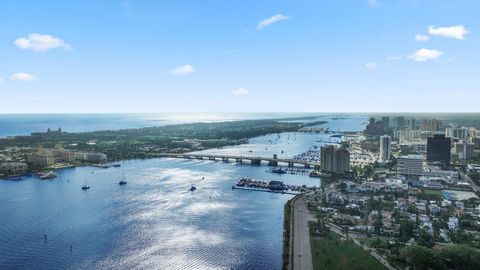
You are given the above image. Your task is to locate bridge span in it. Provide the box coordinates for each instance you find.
[158,153,320,169]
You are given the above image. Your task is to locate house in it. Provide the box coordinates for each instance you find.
[448,217,459,230]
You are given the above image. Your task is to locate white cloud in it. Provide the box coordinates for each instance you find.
[415,34,430,42]
[14,33,71,52]
[409,48,443,61]
[428,25,469,40]
[387,55,403,61]
[169,64,195,75]
[257,14,289,30]
[365,62,378,69]
[231,88,250,96]
[10,72,35,82]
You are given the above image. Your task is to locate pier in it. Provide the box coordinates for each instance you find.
[158,153,320,169]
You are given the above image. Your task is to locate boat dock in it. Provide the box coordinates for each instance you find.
[232,177,319,195]
[265,167,310,175]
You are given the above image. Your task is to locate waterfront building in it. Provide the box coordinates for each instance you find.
[85,153,107,163]
[0,162,28,175]
[379,135,392,161]
[53,144,76,163]
[320,146,350,174]
[427,134,451,167]
[397,155,424,175]
[28,150,54,167]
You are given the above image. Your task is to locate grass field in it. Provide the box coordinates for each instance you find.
[310,230,386,270]
[422,189,442,200]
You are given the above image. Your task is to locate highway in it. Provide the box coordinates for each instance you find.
[292,196,313,270]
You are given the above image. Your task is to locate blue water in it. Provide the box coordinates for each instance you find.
[0,113,366,138]
[0,116,368,269]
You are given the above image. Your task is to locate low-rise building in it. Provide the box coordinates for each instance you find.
[0,162,28,174]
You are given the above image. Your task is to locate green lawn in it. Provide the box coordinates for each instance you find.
[422,189,442,200]
[310,230,386,270]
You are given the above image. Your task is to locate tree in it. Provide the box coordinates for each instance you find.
[399,220,414,241]
[400,245,445,270]
[440,244,480,270]
[373,212,383,234]
[417,229,434,248]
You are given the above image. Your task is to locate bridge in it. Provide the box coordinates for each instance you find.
[158,153,320,169]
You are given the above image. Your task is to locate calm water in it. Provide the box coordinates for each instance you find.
[0,116,367,269]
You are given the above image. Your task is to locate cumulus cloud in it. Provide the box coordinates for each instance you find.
[257,14,289,29]
[409,48,443,61]
[415,34,429,42]
[365,62,378,69]
[231,88,250,96]
[387,55,403,61]
[14,33,71,51]
[169,64,195,75]
[10,72,35,82]
[428,25,469,40]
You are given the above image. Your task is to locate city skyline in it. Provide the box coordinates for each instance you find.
[0,0,479,113]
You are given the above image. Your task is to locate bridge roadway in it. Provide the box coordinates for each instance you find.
[158,153,320,168]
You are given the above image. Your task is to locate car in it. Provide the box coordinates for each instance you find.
[298,253,302,257]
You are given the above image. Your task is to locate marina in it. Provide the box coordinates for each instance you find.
[265,167,310,175]
[233,177,320,195]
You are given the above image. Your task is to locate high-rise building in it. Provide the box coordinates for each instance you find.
[427,134,451,167]
[382,117,390,133]
[473,137,480,149]
[422,119,442,132]
[407,118,416,130]
[454,142,475,159]
[320,146,350,174]
[379,135,392,161]
[445,127,469,140]
[393,116,406,130]
[397,155,424,175]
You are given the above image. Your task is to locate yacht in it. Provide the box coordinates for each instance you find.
[39,171,58,180]
[81,179,90,190]
[119,174,127,185]
[272,168,287,174]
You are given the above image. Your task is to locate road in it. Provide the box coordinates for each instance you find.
[292,196,313,270]
[459,170,480,194]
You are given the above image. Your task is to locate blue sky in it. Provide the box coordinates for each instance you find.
[0,0,479,113]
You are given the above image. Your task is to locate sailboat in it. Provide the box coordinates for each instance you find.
[81,179,90,190]
[119,173,127,185]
